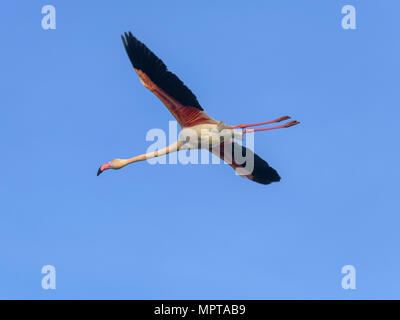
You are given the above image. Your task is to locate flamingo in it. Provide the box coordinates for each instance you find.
[97,32,300,185]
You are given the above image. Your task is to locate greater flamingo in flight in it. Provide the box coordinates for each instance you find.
[97,32,300,185]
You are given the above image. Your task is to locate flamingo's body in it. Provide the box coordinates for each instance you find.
[178,122,243,149]
[97,32,300,185]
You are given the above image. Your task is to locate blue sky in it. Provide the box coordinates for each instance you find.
[1,0,399,299]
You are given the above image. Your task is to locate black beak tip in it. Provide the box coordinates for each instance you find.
[97,167,103,176]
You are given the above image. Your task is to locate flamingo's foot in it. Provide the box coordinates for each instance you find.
[275,116,291,122]
[284,120,300,128]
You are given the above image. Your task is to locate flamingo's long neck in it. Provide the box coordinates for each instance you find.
[122,141,182,167]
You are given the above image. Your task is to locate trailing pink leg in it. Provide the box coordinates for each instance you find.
[229,116,291,129]
[243,120,300,134]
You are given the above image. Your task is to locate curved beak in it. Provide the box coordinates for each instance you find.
[97,162,111,176]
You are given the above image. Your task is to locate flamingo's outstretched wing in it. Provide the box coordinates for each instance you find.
[210,141,281,185]
[121,32,216,128]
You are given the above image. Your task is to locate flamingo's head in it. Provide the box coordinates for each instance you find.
[96,159,126,176]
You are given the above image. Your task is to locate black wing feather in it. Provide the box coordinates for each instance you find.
[241,146,281,185]
[227,142,281,185]
[121,32,203,110]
